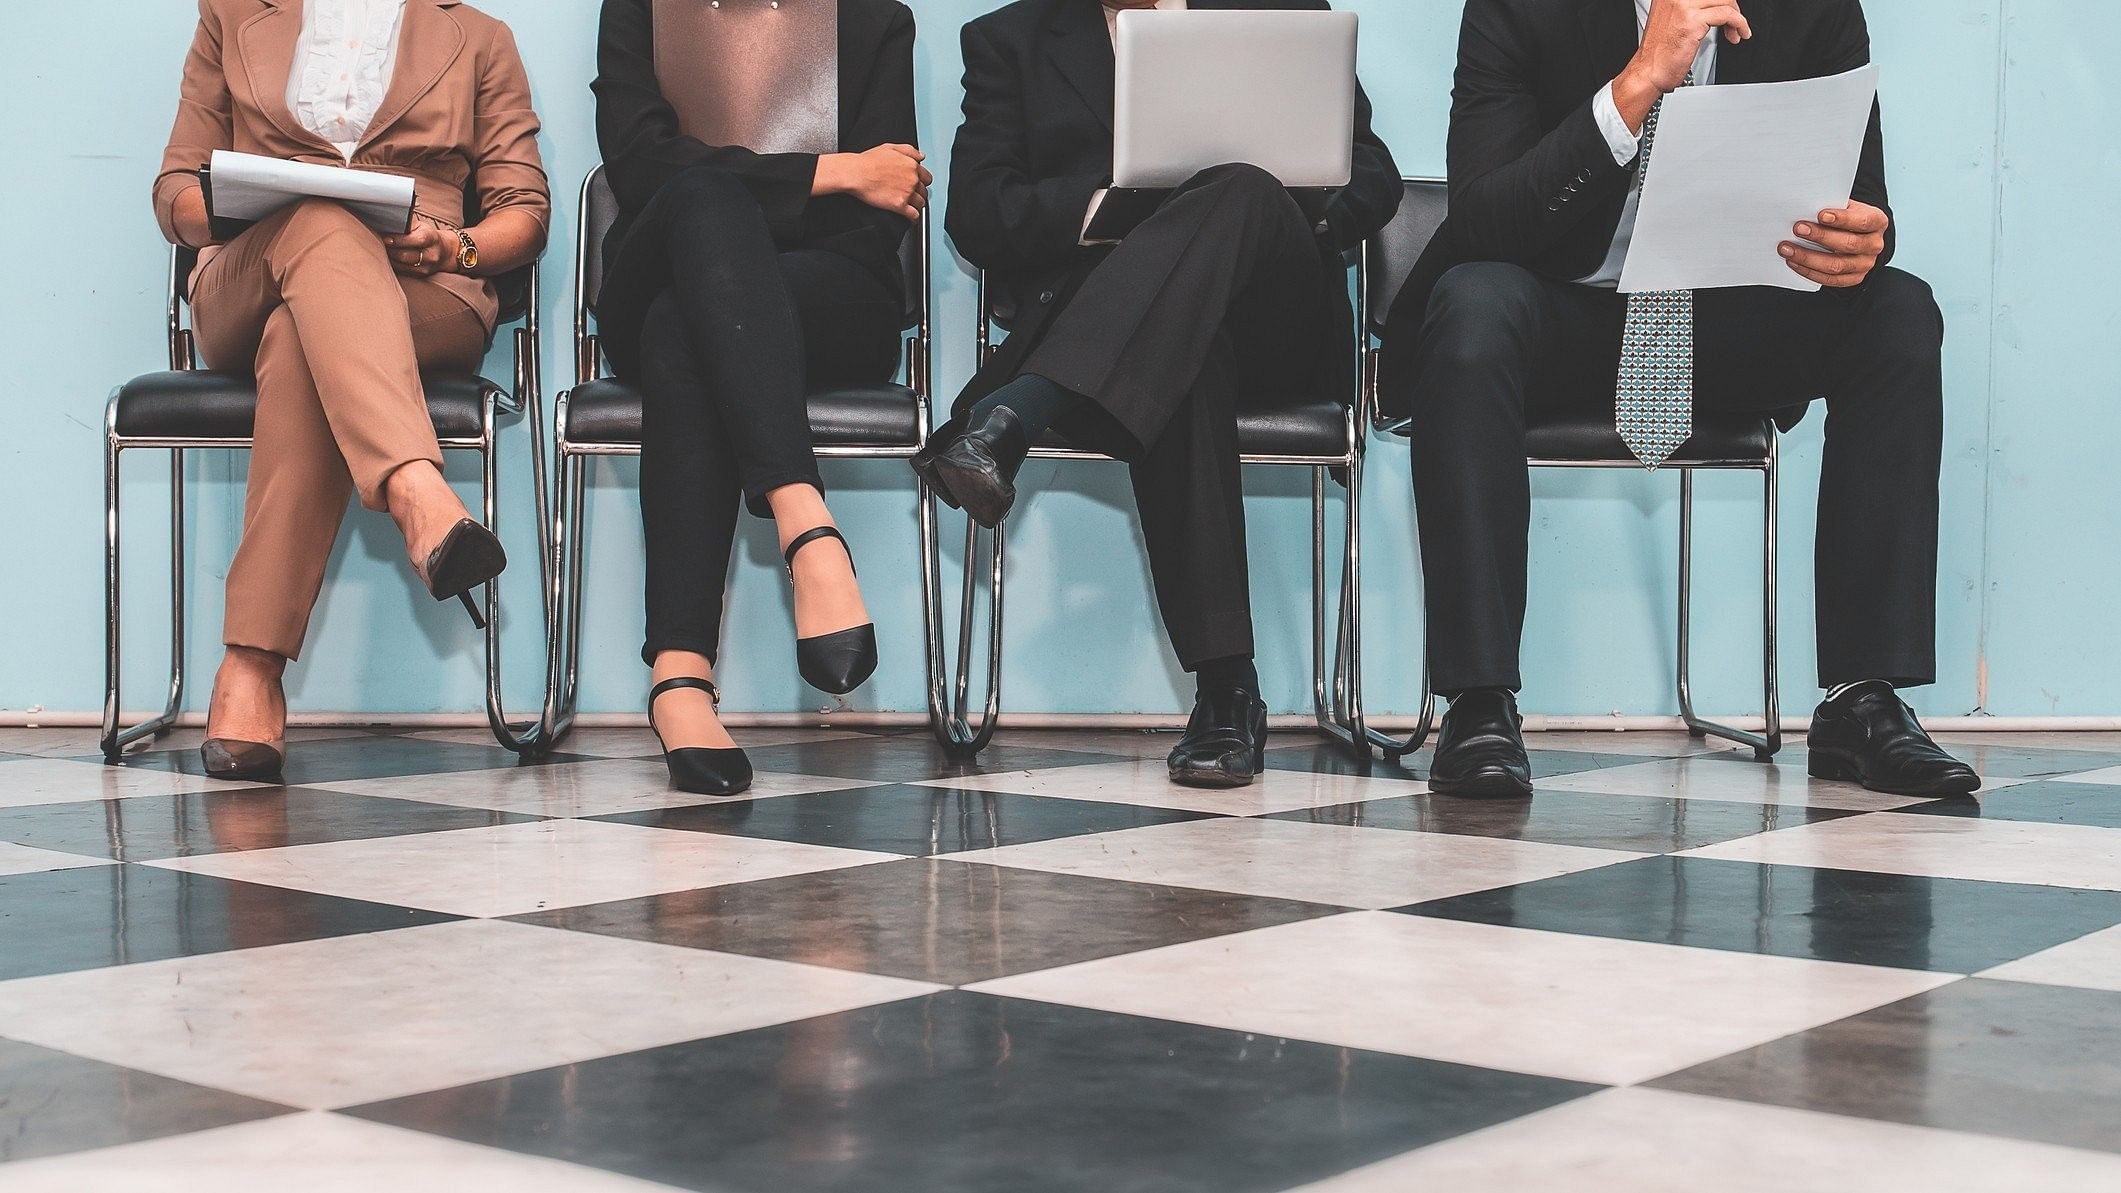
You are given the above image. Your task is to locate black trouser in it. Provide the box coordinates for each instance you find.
[606,167,902,665]
[1021,164,1346,668]
[1396,260,1946,696]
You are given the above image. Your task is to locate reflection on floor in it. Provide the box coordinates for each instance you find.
[2,725,2119,1191]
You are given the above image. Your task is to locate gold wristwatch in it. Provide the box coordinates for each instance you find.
[454,229,480,274]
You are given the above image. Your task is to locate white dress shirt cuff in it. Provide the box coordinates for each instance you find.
[1592,80,1643,167]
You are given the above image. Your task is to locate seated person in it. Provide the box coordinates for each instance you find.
[152,0,550,780]
[917,0,1401,789]
[1377,0,1978,799]
[592,0,925,796]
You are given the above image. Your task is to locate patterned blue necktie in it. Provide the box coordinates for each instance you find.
[1616,72,1694,469]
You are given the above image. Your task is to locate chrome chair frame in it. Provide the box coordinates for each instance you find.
[928,262,1375,759]
[541,166,941,746]
[1352,176,1782,764]
[102,247,558,759]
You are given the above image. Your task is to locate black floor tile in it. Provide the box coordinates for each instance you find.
[0,790,537,862]
[594,784,1213,856]
[1897,779,2121,828]
[86,737,593,786]
[1396,856,2121,973]
[1652,978,2121,1154]
[739,737,1127,784]
[1265,742,1665,782]
[349,990,1599,1193]
[1268,789,1847,853]
[516,858,1339,986]
[0,1037,291,1164]
[0,865,457,982]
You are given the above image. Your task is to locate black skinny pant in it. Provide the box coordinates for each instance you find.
[1395,261,1946,695]
[1023,164,1346,668]
[606,167,902,665]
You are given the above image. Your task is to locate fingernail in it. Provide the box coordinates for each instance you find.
[1779,244,1794,257]
[1822,211,1838,224]
[1796,223,1814,236]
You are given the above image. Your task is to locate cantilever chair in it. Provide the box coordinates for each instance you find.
[541,166,941,746]
[103,245,556,759]
[929,266,1376,759]
[1352,177,1781,764]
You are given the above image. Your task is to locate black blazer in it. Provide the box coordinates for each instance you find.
[1391,0,1893,325]
[945,0,1402,416]
[593,0,918,304]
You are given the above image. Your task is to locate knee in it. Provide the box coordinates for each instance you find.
[276,197,378,249]
[659,165,761,220]
[1861,267,1946,365]
[1420,263,1545,372]
[1184,162,1286,207]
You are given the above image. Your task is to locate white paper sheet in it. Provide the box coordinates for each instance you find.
[205,150,417,236]
[1618,65,1879,294]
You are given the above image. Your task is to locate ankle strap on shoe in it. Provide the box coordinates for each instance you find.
[783,525,855,576]
[650,676,720,708]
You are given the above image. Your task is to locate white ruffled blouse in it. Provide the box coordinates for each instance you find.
[286,0,410,161]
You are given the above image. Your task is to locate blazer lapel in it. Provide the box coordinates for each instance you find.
[236,0,332,151]
[1046,0,1115,133]
[358,0,467,151]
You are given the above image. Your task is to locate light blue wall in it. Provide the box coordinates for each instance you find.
[3,1,2112,721]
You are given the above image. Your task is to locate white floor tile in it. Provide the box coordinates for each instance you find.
[0,759,271,808]
[146,818,897,917]
[1537,754,2005,811]
[1684,813,2121,892]
[921,758,1430,816]
[1978,924,2121,992]
[0,919,938,1109]
[2058,764,2121,787]
[1289,1087,2121,1192]
[0,840,116,876]
[0,1112,685,1191]
[971,913,1950,1086]
[316,758,881,818]
[946,817,1641,909]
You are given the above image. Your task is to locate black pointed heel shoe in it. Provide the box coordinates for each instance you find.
[200,738,285,782]
[649,676,753,797]
[918,406,1029,529]
[784,526,878,694]
[420,518,509,629]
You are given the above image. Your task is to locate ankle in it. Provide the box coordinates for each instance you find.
[765,485,833,545]
[1193,655,1258,697]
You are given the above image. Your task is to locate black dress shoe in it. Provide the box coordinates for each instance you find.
[1430,688,1533,798]
[648,677,753,797]
[1808,681,1979,797]
[200,738,285,782]
[911,406,1029,528]
[782,526,879,694]
[1168,686,1269,789]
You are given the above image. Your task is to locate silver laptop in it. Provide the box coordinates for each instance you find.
[1112,9,1359,190]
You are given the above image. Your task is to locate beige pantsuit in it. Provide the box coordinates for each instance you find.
[153,0,550,659]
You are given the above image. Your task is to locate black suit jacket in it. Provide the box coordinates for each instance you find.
[1393,0,1893,324]
[945,0,1401,415]
[593,0,918,304]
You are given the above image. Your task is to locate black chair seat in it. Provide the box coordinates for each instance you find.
[564,377,923,448]
[1525,412,1773,464]
[1032,398,1351,460]
[112,371,497,442]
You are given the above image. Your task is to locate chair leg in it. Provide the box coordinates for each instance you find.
[538,450,589,746]
[931,510,1003,758]
[1676,464,1781,759]
[103,441,186,761]
[1354,453,1435,765]
[1313,461,1372,763]
[475,415,551,755]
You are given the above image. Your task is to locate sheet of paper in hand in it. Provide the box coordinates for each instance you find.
[201,150,417,240]
[1619,65,1880,294]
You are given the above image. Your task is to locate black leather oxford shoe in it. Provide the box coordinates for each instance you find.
[1807,681,1980,797]
[911,405,1030,528]
[1168,686,1269,789]
[1430,688,1534,798]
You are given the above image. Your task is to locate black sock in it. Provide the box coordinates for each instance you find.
[1193,655,1259,696]
[970,373,1083,444]
[1824,680,1891,703]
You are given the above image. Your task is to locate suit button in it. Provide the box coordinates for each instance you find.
[1547,202,1562,212]
[1039,289,1056,304]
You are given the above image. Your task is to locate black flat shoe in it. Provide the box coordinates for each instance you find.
[648,676,753,797]
[783,526,878,694]
[915,406,1029,528]
[421,518,508,629]
[200,738,285,782]
[1807,681,1980,797]
[1430,688,1533,798]
[1168,686,1269,789]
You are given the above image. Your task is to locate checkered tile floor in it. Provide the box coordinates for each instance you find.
[3,725,2120,1190]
